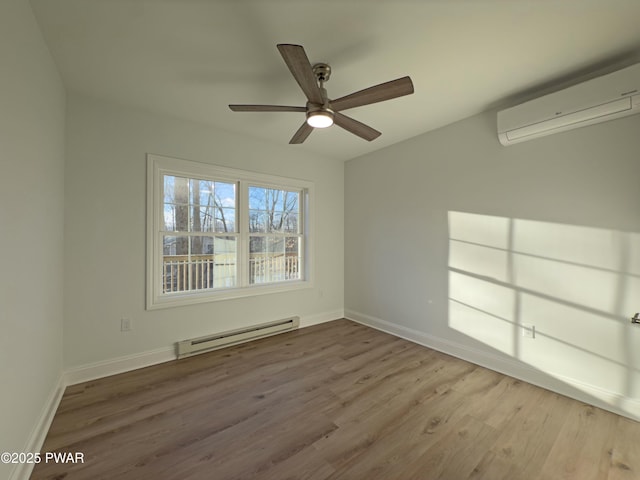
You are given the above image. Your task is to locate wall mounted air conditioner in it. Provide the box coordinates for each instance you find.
[497,63,640,146]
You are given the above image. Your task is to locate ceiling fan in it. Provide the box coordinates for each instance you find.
[229,44,414,144]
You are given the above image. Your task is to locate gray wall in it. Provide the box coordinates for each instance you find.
[0,1,65,477]
[63,93,344,369]
[345,109,640,418]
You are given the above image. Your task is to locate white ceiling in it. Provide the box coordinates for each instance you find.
[30,0,640,161]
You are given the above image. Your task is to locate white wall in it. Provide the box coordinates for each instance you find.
[345,110,640,419]
[63,93,344,371]
[0,0,65,478]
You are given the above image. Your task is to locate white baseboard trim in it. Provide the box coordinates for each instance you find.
[9,373,66,480]
[63,310,343,387]
[345,309,640,422]
[300,310,344,328]
[64,347,177,386]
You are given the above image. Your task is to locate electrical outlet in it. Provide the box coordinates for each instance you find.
[121,317,132,332]
[522,323,535,339]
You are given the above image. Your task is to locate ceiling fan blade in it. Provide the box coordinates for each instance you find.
[229,105,306,112]
[289,122,314,144]
[333,112,381,141]
[277,44,324,105]
[330,76,414,112]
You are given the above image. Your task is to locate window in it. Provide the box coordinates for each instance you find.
[147,155,312,309]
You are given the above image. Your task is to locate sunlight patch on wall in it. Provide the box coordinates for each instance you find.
[449,241,510,282]
[513,220,623,270]
[449,212,510,249]
[447,211,640,410]
[519,294,625,393]
[449,271,515,356]
[513,254,618,313]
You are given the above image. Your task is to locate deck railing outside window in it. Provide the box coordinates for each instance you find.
[163,253,299,293]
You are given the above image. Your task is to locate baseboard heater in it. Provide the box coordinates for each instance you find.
[177,316,300,359]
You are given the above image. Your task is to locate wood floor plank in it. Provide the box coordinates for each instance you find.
[607,416,640,480]
[477,377,543,429]
[30,319,640,480]
[537,402,618,480]
[469,389,573,480]
[320,388,471,478]
[406,414,500,480]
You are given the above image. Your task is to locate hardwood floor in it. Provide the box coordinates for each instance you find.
[31,319,639,480]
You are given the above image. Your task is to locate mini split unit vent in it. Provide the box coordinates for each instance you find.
[498,63,640,146]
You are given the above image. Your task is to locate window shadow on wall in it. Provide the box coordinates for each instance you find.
[448,211,640,418]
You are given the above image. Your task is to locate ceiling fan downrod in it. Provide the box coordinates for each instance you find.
[307,63,334,127]
[312,63,331,104]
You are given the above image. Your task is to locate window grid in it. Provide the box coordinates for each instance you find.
[161,175,239,294]
[247,184,303,285]
[147,155,312,309]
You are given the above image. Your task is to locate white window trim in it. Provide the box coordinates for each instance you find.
[146,154,314,310]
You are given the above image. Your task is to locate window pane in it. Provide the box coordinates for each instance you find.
[164,176,237,234]
[190,205,214,232]
[286,194,299,211]
[285,237,301,281]
[162,235,237,293]
[215,207,235,233]
[248,186,300,233]
[186,236,237,290]
[189,180,236,205]
[249,210,266,233]
[248,186,266,210]
[165,175,189,205]
[163,204,176,231]
[163,235,189,256]
[212,236,237,288]
[162,235,189,293]
[249,235,300,284]
[189,236,213,291]
[189,179,214,205]
[163,202,189,232]
[285,236,300,256]
[215,182,236,207]
[266,211,299,233]
[270,212,283,232]
[283,212,298,233]
[163,175,177,203]
[211,182,237,233]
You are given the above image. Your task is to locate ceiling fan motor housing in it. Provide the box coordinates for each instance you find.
[313,63,331,83]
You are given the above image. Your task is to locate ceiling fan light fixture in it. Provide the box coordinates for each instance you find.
[306,109,334,128]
